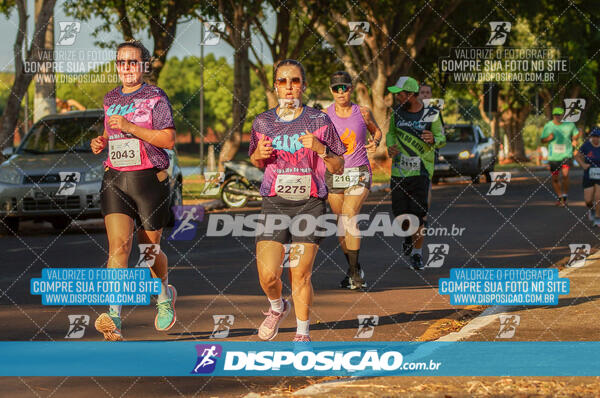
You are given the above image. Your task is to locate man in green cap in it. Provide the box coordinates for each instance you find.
[386,76,446,270]
[540,106,582,206]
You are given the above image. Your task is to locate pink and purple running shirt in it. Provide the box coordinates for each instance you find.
[103,83,175,171]
[249,105,346,199]
[326,103,371,171]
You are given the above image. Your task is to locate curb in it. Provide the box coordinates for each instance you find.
[435,250,597,342]
[287,252,599,397]
[370,183,388,192]
[202,199,226,211]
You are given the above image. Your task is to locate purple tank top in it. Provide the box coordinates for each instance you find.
[326,103,370,168]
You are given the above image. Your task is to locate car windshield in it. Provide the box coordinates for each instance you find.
[445,126,475,142]
[17,117,103,154]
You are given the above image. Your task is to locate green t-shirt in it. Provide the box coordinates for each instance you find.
[541,121,578,161]
[386,104,446,178]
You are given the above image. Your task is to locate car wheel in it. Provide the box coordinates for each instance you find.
[485,170,493,183]
[0,217,19,235]
[222,177,250,208]
[50,217,71,231]
[167,178,183,227]
[471,175,481,184]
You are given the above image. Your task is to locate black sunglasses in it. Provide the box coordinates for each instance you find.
[332,84,350,93]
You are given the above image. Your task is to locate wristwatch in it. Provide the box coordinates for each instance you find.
[318,146,330,159]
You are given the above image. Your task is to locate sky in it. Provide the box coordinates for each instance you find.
[0,0,274,73]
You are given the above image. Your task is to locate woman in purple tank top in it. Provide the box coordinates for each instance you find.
[325,71,382,290]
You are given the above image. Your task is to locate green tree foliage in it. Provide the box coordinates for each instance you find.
[158,54,267,138]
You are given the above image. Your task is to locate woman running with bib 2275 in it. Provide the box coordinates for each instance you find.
[90,40,177,341]
[324,71,382,290]
[249,59,346,342]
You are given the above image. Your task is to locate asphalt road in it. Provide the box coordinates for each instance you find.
[1,170,598,396]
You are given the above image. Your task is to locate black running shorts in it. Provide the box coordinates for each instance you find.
[100,167,170,231]
[390,175,429,224]
[256,196,326,244]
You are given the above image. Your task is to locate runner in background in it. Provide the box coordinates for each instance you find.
[575,127,600,226]
[90,40,177,341]
[249,59,345,342]
[56,98,86,113]
[325,71,382,290]
[540,107,581,207]
[386,77,446,270]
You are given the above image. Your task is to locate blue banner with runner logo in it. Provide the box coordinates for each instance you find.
[2,342,600,376]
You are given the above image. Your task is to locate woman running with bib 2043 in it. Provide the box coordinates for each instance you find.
[90,40,177,341]
[324,71,382,290]
[249,59,346,342]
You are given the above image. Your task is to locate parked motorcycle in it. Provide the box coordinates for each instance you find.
[220,161,263,208]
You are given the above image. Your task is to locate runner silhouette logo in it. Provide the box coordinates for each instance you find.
[562,98,586,123]
[192,344,222,374]
[200,172,225,196]
[169,205,204,241]
[202,22,225,46]
[57,172,80,196]
[496,314,520,338]
[487,172,511,196]
[354,315,379,338]
[568,243,590,268]
[426,244,449,268]
[210,315,235,339]
[420,99,444,123]
[486,22,511,46]
[135,244,160,268]
[56,22,81,46]
[65,315,89,339]
[346,22,370,46]
[281,243,305,268]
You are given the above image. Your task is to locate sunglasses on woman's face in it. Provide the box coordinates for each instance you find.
[332,85,350,93]
[275,77,302,88]
[116,59,141,69]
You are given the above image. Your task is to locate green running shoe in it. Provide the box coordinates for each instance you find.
[155,284,177,331]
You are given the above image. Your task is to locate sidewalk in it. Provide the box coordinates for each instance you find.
[251,252,600,397]
[446,250,600,343]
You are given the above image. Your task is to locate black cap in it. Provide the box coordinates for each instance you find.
[330,72,352,87]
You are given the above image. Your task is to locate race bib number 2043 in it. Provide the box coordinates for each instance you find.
[109,138,142,167]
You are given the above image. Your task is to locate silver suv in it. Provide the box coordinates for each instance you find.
[0,110,182,235]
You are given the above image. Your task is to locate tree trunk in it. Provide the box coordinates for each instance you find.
[33,0,56,122]
[147,32,173,85]
[0,0,56,155]
[218,5,250,171]
[505,124,527,162]
[354,70,390,160]
[500,104,530,162]
[266,90,278,109]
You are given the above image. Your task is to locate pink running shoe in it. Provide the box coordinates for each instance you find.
[293,334,311,342]
[258,298,290,340]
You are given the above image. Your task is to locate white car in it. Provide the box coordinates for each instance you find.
[0,110,183,235]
